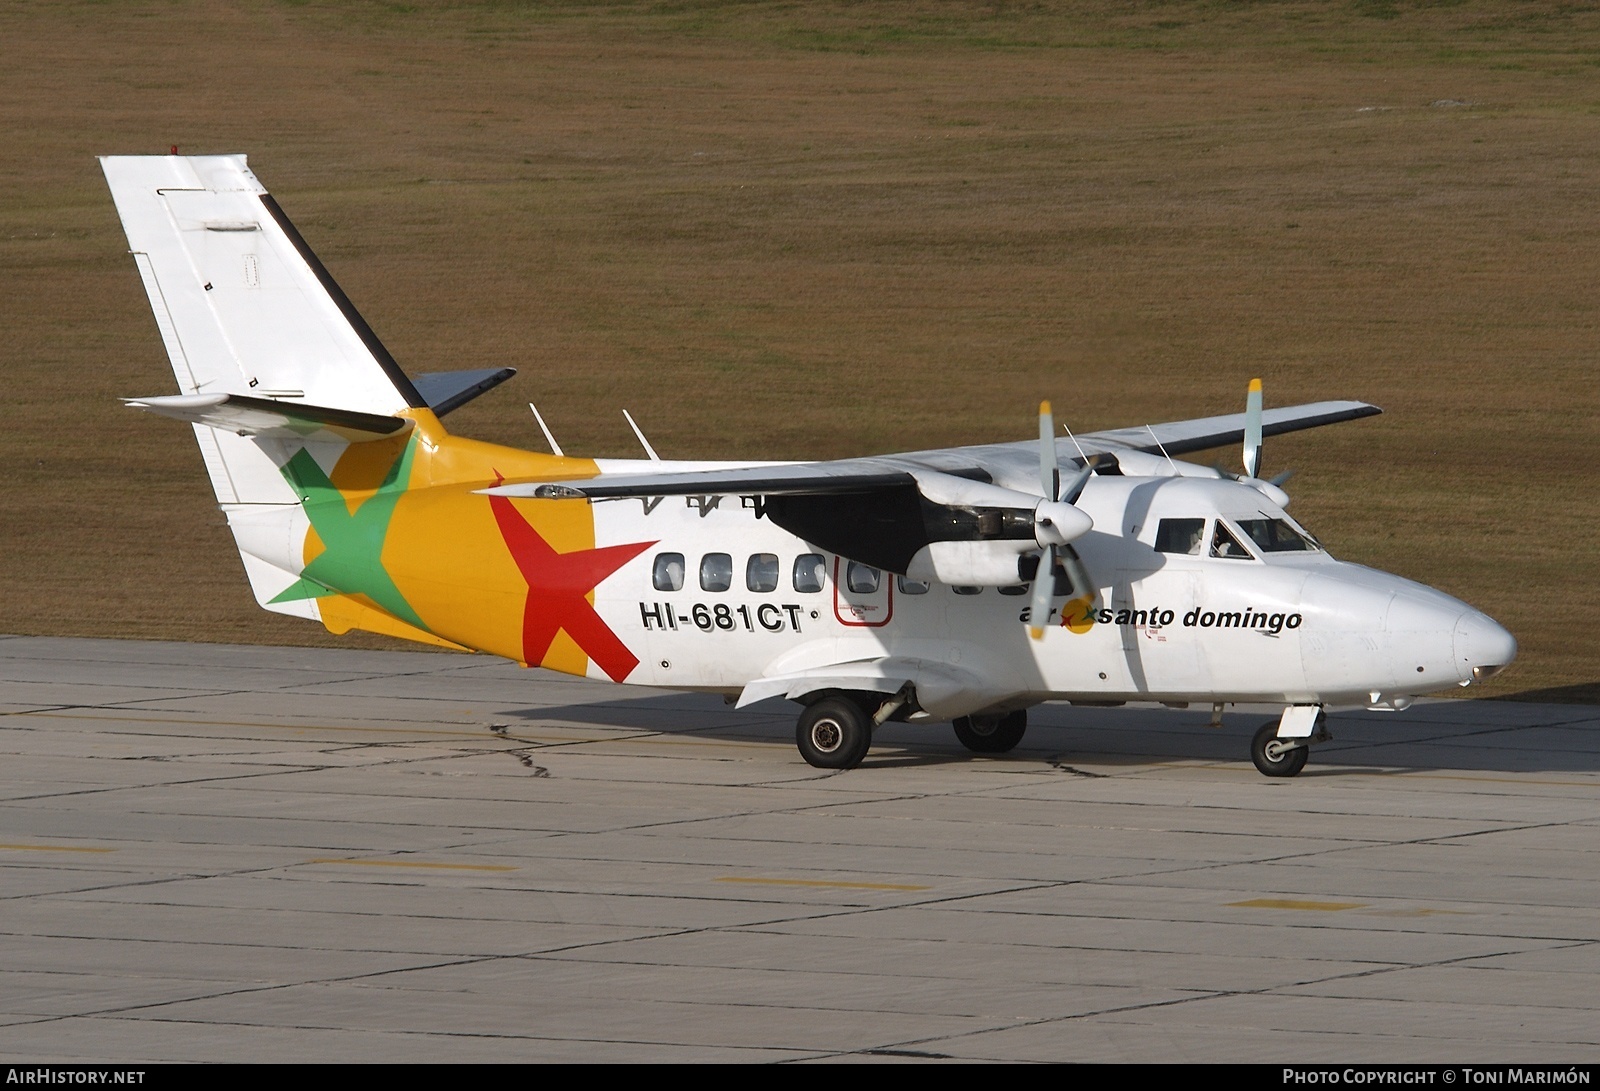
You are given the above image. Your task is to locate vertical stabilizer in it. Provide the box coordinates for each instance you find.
[101,154,425,418]
[101,154,429,618]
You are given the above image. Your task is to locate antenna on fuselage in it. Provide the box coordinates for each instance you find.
[528,403,565,457]
[623,409,662,462]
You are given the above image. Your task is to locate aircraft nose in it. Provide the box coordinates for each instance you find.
[1453,610,1517,684]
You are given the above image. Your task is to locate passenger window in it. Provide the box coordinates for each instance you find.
[1155,518,1205,556]
[897,576,930,595]
[793,553,826,593]
[746,553,779,592]
[953,586,983,596]
[998,585,1028,596]
[652,553,685,592]
[1210,522,1254,560]
[846,561,881,594]
[700,553,733,591]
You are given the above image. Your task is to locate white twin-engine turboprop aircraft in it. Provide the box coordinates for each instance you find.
[102,153,1517,777]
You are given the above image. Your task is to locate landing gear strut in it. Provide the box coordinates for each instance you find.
[953,709,1027,754]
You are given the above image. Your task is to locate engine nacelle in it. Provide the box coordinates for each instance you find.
[906,540,1032,586]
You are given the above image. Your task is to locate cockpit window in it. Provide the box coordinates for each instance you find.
[1155,518,1205,556]
[1210,521,1254,560]
[1236,517,1320,553]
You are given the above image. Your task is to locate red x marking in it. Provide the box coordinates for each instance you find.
[489,493,655,682]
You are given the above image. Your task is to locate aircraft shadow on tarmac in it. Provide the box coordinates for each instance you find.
[498,691,1600,776]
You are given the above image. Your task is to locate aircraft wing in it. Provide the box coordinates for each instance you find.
[1067,399,1381,458]
[487,398,1381,501]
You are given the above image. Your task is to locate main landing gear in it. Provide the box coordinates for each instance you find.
[792,692,1031,770]
[796,696,873,770]
[952,710,1027,754]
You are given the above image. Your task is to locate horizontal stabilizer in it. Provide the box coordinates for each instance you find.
[125,393,412,443]
[412,368,516,417]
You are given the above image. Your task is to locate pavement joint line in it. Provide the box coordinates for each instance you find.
[306,858,518,872]
[714,876,932,891]
[71,1012,817,1054]
[835,940,1570,1059]
[13,708,739,750]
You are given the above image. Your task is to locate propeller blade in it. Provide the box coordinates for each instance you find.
[1027,547,1054,640]
[1039,400,1059,500]
[1268,469,1295,487]
[1059,461,1094,505]
[1243,377,1263,479]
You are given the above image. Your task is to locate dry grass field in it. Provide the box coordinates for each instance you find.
[1,1,1595,699]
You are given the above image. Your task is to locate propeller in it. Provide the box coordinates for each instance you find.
[1028,400,1095,640]
[1243,378,1263,480]
[1240,378,1295,502]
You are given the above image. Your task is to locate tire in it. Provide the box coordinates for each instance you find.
[953,709,1027,754]
[796,697,872,770]
[1251,721,1309,778]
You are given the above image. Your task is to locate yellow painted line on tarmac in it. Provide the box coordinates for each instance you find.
[1364,908,1472,917]
[308,858,517,872]
[0,843,115,854]
[1228,898,1367,911]
[716,876,931,892]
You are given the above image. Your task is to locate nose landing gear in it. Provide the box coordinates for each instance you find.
[1250,708,1329,778]
[1251,722,1309,777]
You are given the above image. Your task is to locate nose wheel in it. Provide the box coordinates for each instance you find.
[1251,721,1309,778]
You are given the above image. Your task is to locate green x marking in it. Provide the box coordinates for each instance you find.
[269,439,428,631]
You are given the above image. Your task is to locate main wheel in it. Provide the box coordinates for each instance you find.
[953,709,1027,754]
[796,697,872,770]
[1251,721,1309,778]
